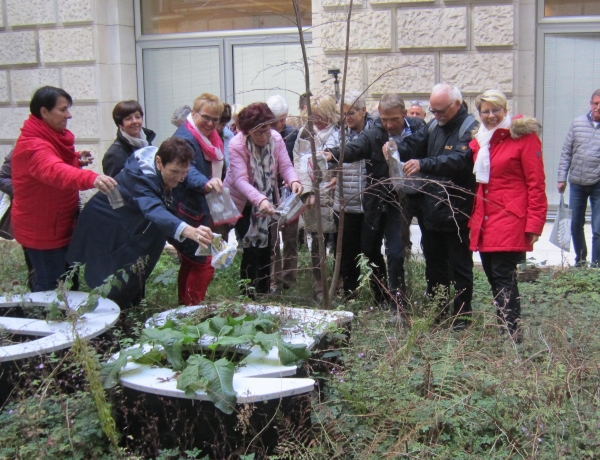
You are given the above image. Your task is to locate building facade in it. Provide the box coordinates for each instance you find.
[0,0,598,205]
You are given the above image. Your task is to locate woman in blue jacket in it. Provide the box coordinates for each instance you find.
[67,137,212,308]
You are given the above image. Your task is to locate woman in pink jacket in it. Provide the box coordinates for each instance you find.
[224,103,302,297]
[469,89,547,341]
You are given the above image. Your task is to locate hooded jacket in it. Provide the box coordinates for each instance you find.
[557,112,600,186]
[11,115,97,250]
[468,116,547,252]
[67,146,185,304]
[102,127,156,178]
[399,105,478,232]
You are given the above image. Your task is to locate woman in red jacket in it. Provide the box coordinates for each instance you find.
[11,86,117,292]
[469,90,547,341]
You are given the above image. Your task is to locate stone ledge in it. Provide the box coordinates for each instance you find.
[6,0,56,27]
[473,5,514,47]
[441,52,514,94]
[321,0,362,6]
[0,31,38,66]
[367,54,435,95]
[398,7,467,49]
[320,10,392,51]
[39,27,95,64]
[11,68,60,103]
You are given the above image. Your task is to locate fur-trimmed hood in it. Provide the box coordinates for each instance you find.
[471,115,541,139]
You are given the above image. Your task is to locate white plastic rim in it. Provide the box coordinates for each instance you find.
[0,291,120,362]
[117,304,354,403]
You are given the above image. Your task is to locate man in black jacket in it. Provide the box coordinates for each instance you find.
[400,83,478,329]
[326,94,424,312]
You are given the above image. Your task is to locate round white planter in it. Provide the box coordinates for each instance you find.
[116,304,353,403]
[0,291,120,362]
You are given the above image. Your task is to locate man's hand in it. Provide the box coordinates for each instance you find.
[290,180,303,195]
[322,150,333,162]
[79,150,94,167]
[324,176,337,190]
[382,142,391,161]
[403,160,421,176]
[93,175,118,194]
[305,194,316,209]
[204,178,223,193]
[557,182,566,193]
[182,225,213,248]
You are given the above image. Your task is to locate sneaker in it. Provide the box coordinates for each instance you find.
[451,317,470,332]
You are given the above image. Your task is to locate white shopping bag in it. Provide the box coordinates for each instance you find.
[549,194,572,252]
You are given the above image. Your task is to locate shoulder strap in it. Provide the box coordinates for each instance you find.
[459,114,476,139]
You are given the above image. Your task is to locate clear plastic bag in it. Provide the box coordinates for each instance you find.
[387,138,405,192]
[272,192,305,226]
[206,187,242,226]
[194,234,237,269]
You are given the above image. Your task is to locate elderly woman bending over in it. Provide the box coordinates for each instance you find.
[68,138,212,308]
[469,89,547,342]
[224,103,302,297]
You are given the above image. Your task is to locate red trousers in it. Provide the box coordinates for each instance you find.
[177,254,215,306]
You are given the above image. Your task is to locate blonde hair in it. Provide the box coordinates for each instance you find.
[474,89,507,112]
[309,94,340,126]
[192,93,224,114]
[231,103,243,125]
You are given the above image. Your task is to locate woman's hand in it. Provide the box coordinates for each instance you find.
[325,176,337,190]
[321,150,333,162]
[258,199,275,216]
[290,180,303,195]
[204,178,223,193]
[526,232,540,245]
[557,182,566,194]
[79,151,94,167]
[305,193,316,209]
[93,175,118,194]
[182,225,213,248]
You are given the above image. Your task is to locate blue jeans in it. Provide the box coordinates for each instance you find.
[24,246,70,292]
[569,182,600,265]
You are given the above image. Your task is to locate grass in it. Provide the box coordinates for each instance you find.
[2,240,600,459]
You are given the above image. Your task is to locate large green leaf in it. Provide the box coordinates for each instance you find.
[253,331,310,366]
[100,347,145,389]
[207,334,255,351]
[177,355,236,414]
[142,328,187,371]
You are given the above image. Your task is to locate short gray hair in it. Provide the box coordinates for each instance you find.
[343,90,366,110]
[432,83,463,104]
[266,95,289,118]
[171,105,191,127]
[379,93,405,112]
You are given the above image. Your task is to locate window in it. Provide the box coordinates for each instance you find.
[141,0,312,35]
[545,0,600,17]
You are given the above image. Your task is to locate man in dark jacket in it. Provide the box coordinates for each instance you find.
[327,94,424,311]
[400,83,478,329]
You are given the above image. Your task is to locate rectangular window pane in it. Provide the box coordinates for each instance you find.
[545,0,600,17]
[233,42,313,118]
[141,0,311,35]
[142,46,221,145]
[542,33,600,206]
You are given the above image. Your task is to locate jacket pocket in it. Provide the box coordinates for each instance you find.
[504,197,526,219]
[176,202,204,227]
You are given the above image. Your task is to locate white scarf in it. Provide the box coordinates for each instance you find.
[120,128,148,149]
[473,113,512,184]
[186,113,224,180]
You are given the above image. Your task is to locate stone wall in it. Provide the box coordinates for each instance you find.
[0,0,136,172]
[312,0,535,117]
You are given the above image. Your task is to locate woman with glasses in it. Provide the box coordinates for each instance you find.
[171,93,226,305]
[469,89,547,342]
[293,94,341,301]
[224,102,302,298]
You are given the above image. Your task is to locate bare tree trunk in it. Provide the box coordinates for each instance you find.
[328,2,354,301]
[292,0,330,308]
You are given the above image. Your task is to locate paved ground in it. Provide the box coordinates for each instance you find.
[408,221,592,268]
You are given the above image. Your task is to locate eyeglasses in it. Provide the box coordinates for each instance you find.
[479,107,504,117]
[410,101,424,107]
[196,112,220,124]
[251,127,271,138]
[428,103,453,115]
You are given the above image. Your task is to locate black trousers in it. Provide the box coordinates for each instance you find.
[334,212,363,294]
[422,228,473,316]
[480,251,525,334]
[235,206,273,295]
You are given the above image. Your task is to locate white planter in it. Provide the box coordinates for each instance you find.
[0,291,120,362]
[116,304,353,403]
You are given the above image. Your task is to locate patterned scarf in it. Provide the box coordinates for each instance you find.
[242,135,275,249]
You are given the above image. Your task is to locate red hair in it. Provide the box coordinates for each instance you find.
[237,103,275,134]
